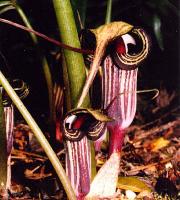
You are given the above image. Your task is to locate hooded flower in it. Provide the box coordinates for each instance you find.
[87,28,150,198]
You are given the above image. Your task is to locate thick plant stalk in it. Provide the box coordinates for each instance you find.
[105,0,112,24]
[53,0,90,108]
[0,70,76,200]
[52,1,92,199]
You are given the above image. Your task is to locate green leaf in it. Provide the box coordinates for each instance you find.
[0,1,14,15]
[0,1,11,7]
[87,108,113,122]
[0,5,14,15]
[153,14,164,50]
[117,176,152,193]
[69,107,114,122]
[105,0,112,24]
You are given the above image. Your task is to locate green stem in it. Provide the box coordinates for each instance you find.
[105,0,112,24]
[0,1,11,7]
[62,55,71,111]
[0,70,76,200]
[0,92,7,192]
[90,141,96,181]
[53,0,90,108]
[15,4,55,123]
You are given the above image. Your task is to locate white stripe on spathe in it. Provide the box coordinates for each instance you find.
[102,56,138,129]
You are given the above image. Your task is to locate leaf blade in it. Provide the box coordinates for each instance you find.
[0,1,11,7]
[117,176,152,193]
[0,5,15,15]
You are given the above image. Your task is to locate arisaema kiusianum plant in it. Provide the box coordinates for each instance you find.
[62,22,154,199]
[0,0,158,199]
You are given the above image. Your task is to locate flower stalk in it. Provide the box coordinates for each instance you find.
[105,0,112,24]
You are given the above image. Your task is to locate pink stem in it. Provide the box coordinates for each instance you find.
[108,125,125,155]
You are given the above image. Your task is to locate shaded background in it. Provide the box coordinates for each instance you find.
[0,0,179,125]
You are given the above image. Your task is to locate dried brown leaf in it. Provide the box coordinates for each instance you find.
[91,21,133,45]
[150,137,170,152]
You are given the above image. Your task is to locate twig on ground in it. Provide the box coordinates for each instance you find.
[134,120,180,142]
[11,149,48,162]
[127,157,172,174]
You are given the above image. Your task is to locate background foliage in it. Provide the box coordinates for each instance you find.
[0,0,179,124]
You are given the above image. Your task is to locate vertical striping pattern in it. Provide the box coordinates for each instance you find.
[102,56,138,130]
[87,28,149,198]
[4,105,14,156]
[88,55,138,197]
[4,105,14,190]
[66,137,91,199]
